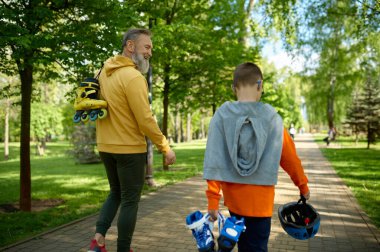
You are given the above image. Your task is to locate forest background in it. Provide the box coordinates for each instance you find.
[0,0,379,218]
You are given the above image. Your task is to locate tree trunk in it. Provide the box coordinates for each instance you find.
[327,75,335,129]
[19,63,33,212]
[175,109,181,143]
[186,113,192,142]
[145,137,154,178]
[243,0,255,46]
[4,99,10,161]
[200,113,205,139]
[180,113,184,142]
[162,64,170,170]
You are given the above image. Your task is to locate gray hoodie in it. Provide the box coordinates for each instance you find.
[203,101,283,185]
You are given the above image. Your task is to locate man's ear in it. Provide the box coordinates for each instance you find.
[127,40,135,52]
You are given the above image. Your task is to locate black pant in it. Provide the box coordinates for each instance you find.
[229,211,271,252]
[96,152,146,252]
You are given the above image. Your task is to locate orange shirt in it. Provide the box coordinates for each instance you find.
[206,129,309,217]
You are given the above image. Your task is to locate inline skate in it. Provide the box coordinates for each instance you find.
[73,77,108,123]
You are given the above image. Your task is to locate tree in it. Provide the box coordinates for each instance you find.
[0,0,138,211]
[345,78,380,148]
[30,103,64,155]
[295,0,380,128]
[0,74,20,160]
[344,90,365,144]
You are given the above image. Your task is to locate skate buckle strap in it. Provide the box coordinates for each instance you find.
[218,212,226,234]
[187,214,209,230]
[81,81,100,89]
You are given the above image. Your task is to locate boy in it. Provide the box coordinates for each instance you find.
[203,62,310,252]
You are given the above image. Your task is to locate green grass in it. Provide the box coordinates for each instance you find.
[0,140,206,247]
[314,135,380,228]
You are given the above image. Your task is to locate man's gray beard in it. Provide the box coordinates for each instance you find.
[132,52,150,74]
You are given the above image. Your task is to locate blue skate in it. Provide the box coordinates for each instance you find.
[186,211,215,252]
[217,216,246,252]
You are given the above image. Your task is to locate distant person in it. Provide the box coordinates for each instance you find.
[89,28,176,252]
[323,127,336,146]
[203,62,310,251]
[289,124,296,140]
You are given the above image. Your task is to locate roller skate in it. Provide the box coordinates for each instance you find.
[186,211,216,252]
[217,216,246,252]
[73,77,108,123]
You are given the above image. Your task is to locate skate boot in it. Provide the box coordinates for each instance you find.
[186,210,215,252]
[217,216,246,252]
[73,77,108,123]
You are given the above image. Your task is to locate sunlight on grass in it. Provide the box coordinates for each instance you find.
[0,140,206,246]
[315,135,380,228]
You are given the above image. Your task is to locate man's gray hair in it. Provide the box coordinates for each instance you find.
[121,28,152,51]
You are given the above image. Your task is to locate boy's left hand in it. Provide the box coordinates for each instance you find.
[208,209,218,222]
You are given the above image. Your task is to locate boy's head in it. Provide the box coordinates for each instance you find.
[233,62,263,90]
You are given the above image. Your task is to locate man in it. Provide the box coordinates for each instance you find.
[89,28,176,252]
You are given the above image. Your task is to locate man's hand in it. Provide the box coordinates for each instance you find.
[208,209,218,222]
[164,149,176,165]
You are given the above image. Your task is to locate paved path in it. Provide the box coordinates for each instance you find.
[2,134,379,252]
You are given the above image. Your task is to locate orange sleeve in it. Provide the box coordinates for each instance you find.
[206,180,222,210]
[280,129,309,195]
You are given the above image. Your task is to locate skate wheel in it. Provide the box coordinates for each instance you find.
[89,110,98,121]
[73,114,81,123]
[98,109,107,119]
[81,112,89,122]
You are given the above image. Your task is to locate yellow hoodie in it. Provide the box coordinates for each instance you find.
[96,55,170,154]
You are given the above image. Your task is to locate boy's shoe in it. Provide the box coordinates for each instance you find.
[217,216,246,252]
[88,239,107,252]
[186,210,215,252]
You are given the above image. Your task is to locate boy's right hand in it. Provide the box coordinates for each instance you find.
[208,209,218,222]
[302,191,310,200]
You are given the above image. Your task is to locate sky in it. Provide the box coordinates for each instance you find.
[261,40,306,73]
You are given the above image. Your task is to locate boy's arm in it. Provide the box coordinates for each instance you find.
[280,129,310,197]
[206,180,222,220]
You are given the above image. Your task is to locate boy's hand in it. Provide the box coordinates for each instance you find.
[302,191,310,200]
[208,209,218,222]
[164,150,176,165]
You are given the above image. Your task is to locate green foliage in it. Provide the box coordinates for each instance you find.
[30,103,64,141]
[345,79,380,148]
[294,0,380,127]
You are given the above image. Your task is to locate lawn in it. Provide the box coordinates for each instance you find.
[0,140,206,247]
[314,134,380,228]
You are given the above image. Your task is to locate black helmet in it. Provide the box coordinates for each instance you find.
[278,196,320,240]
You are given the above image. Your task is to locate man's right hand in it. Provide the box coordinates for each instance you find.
[164,149,176,165]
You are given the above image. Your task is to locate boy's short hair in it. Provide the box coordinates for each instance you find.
[121,28,152,51]
[233,62,263,88]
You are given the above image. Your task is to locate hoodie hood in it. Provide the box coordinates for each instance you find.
[203,101,284,185]
[104,55,137,77]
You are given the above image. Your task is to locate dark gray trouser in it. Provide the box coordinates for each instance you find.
[96,152,146,252]
[229,211,271,252]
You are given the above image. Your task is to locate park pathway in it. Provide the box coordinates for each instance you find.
[1,134,379,251]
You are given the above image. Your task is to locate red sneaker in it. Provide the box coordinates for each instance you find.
[88,239,107,252]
